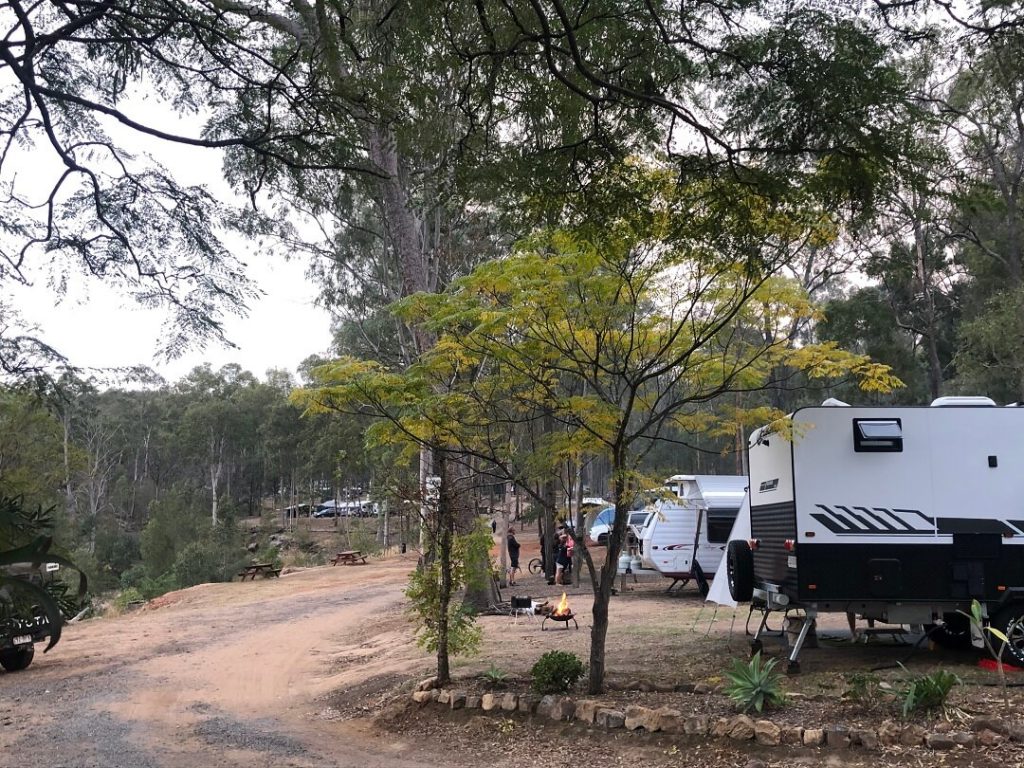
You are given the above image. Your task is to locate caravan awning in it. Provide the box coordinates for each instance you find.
[692,475,748,509]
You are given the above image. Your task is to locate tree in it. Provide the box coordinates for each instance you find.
[300,167,901,693]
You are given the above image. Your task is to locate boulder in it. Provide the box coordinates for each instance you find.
[449,690,467,710]
[754,720,781,746]
[802,728,825,746]
[411,691,433,705]
[501,693,519,712]
[596,709,626,729]
[481,693,498,712]
[781,726,804,745]
[437,690,451,706]
[972,717,1009,736]
[694,682,715,694]
[728,714,756,741]
[711,718,732,738]
[900,724,926,747]
[416,677,439,692]
[624,705,654,731]
[518,695,539,714]
[878,720,901,746]
[977,728,1005,747]
[825,726,850,748]
[851,729,878,750]
[655,708,684,734]
[574,699,602,724]
[684,716,709,736]
[465,695,481,709]
[536,695,560,719]
[925,733,957,750]
[950,732,975,747]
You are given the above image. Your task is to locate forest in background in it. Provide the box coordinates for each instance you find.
[2,2,1024,662]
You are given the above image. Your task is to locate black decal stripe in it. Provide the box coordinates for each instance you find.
[811,512,851,534]
[876,507,916,531]
[814,505,858,532]
[898,508,936,529]
[936,518,1016,535]
[837,505,886,533]
[855,507,897,532]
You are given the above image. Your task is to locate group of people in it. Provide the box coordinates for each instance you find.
[503,524,574,586]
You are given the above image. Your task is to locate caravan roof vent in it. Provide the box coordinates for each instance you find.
[853,418,903,453]
[821,398,850,407]
[930,396,996,407]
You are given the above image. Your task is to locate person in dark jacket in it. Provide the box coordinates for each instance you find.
[507,529,521,585]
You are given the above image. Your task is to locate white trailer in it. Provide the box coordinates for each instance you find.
[639,474,747,593]
[726,398,1024,671]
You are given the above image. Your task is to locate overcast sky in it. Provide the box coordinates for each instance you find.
[2,97,337,385]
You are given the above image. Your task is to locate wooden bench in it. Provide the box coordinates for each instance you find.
[330,551,368,566]
[237,563,281,581]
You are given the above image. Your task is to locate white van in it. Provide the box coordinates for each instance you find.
[638,474,747,592]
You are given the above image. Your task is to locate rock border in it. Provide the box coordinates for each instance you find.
[410,680,1021,751]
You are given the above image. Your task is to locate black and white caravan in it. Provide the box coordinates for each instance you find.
[726,396,1024,672]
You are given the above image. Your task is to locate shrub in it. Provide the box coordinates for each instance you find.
[724,652,786,713]
[900,668,959,718]
[482,663,510,689]
[530,650,586,694]
[843,671,886,710]
[114,587,144,611]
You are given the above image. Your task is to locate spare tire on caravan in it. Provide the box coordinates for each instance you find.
[639,474,747,595]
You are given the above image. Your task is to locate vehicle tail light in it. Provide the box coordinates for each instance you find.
[747,538,761,551]
[783,539,795,552]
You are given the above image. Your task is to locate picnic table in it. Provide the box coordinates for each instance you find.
[330,550,368,566]
[237,563,281,581]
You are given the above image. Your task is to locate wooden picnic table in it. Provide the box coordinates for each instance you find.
[330,550,368,566]
[237,563,281,581]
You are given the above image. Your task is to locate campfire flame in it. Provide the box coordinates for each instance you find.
[552,592,571,617]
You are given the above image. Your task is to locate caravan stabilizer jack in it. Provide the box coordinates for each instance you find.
[748,606,817,674]
[785,608,817,675]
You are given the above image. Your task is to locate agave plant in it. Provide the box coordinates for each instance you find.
[0,496,87,652]
[724,652,786,713]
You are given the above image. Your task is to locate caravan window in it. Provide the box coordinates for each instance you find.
[706,506,739,543]
[853,418,903,452]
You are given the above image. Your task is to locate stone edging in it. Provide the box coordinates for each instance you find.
[410,681,1019,751]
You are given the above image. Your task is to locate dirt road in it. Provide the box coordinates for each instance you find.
[0,555,437,768]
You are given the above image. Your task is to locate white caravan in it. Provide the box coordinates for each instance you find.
[727,397,1024,671]
[638,474,747,593]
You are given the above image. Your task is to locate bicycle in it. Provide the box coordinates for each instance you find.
[527,557,543,575]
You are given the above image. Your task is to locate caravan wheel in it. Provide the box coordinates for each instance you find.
[993,603,1024,667]
[927,613,972,650]
[726,540,754,602]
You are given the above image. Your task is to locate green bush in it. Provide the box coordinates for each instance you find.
[138,573,178,600]
[901,668,959,718]
[724,652,786,713]
[120,563,148,591]
[114,587,144,610]
[482,663,510,689]
[530,651,586,694]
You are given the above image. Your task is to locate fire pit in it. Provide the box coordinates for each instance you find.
[542,593,579,631]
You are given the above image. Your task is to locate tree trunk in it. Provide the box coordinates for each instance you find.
[435,451,452,685]
[587,453,631,694]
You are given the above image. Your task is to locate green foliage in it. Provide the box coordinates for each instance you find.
[842,672,886,711]
[114,587,144,610]
[724,653,786,714]
[900,668,959,718]
[404,523,492,658]
[482,663,510,689]
[530,651,586,695]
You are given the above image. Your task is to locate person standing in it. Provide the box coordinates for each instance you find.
[507,529,521,585]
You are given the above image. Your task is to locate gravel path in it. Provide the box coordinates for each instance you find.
[0,558,438,768]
